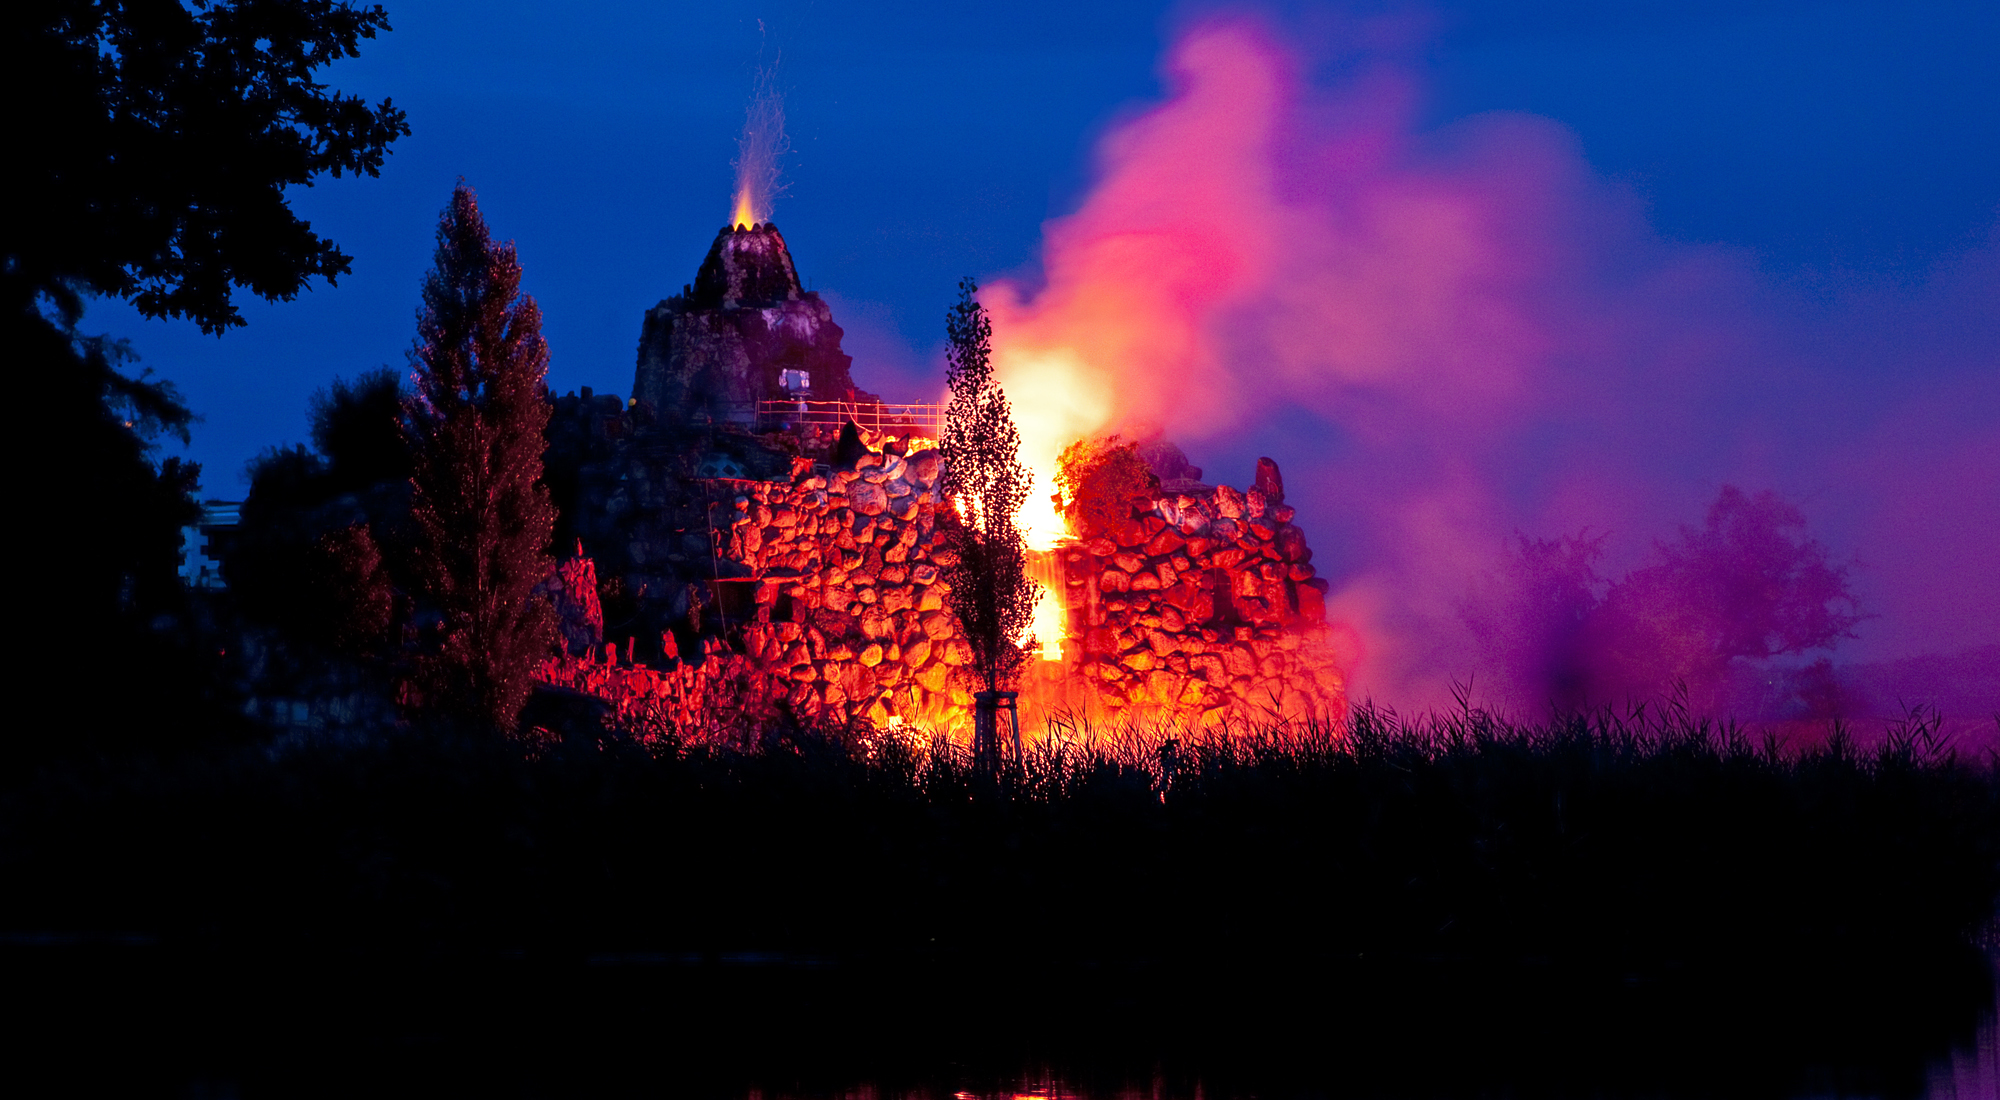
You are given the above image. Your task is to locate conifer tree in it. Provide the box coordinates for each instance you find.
[937,278,1038,766]
[405,184,556,730]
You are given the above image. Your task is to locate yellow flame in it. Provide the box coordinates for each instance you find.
[730,188,758,230]
[1026,552,1067,662]
[996,346,1118,551]
[942,327,1123,667]
[969,348,1117,665]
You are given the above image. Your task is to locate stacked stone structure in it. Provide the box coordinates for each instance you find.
[531,222,1348,733]
[1055,461,1345,723]
[717,446,976,724]
[631,223,872,425]
[540,433,1345,730]
[538,438,976,728]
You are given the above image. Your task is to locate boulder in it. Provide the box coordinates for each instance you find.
[906,449,941,486]
[849,480,888,516]
[1253,457,1285,503]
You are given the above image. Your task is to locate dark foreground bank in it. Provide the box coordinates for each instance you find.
[4,706,1996,1097]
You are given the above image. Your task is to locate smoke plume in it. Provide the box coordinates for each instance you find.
[985,16,1999,715]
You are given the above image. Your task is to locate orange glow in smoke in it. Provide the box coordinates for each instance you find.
[983,29,1289,569]
[977,25,1345,693]
[731,188,758,230]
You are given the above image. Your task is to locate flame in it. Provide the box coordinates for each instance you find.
[731,53,787,233]
[976,27,1287,671]
[730,188,758,230]
[968,348,1120,664]
[945,444,1070,663]
[1025,549,1066,662]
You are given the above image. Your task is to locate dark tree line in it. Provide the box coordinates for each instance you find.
[232,185,559,731]
[9,4,554,740]
[230,369,409,656]
[4,1,407,756]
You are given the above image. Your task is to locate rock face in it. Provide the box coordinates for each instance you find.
[631,224,867,425]
[538,413,1350,731]
[535,547,604,657]
[538,438,976,731]
[1053,460,1344,723]
[710,447,971,725]
[538,433,1347,733]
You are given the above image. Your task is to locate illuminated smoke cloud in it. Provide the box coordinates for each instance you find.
[985,17,1999,713]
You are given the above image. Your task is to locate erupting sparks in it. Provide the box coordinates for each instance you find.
[730,48,788,231]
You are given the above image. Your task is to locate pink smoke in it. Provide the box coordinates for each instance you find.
[985,16,2000,714]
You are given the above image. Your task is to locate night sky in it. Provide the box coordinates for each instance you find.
[86,0,1998,693]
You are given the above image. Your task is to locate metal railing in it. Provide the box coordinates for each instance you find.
[754,399,943,437]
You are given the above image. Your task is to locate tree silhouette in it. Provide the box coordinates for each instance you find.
[1464,487,1864,713]
[1459,532,1607,712]
[5,1,406,752]
[5,1,408,331]
[404,185,557,731]
[936,278,1038,765]
[1588,486,1862,704]
[310,369,413,495]
[228,370,408,653]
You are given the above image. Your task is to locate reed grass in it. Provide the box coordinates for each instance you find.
[3,695,1994,1076]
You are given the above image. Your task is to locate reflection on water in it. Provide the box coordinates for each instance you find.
[731,966,2000,1100]
[1926,985,1998,1100]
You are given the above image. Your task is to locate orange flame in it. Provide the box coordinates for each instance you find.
[730,188,759,230]
[974,25,1359,712]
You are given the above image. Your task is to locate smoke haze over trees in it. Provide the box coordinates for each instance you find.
[1460,486,1865,715]
[974,19,1995,711]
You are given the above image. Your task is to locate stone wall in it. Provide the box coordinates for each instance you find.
[1055,473,1346,724]
[537,433,1347,733]
[714,445,975,725]
[537,440,977,730]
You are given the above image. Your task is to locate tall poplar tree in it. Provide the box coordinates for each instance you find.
[937,278,1038,765]
[405,184,556,730]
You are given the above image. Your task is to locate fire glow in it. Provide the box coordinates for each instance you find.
[974,15,1999,715]
[730,190,759,232]
[985,26,1290,674]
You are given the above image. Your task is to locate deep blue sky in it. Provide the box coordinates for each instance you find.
[92,0,1996,498]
